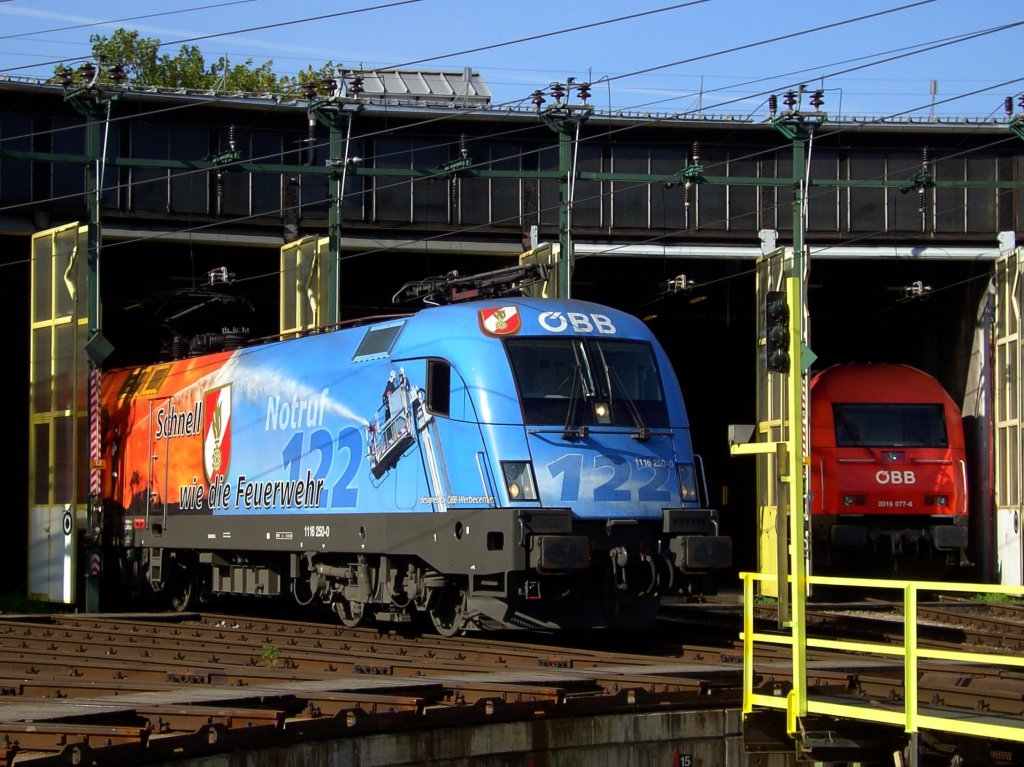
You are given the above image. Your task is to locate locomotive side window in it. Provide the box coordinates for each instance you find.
[426,359,451,417]
[833,403,948,448]
[505,338,668,427]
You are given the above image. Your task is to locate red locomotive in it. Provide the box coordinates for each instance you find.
[809,364,969,570]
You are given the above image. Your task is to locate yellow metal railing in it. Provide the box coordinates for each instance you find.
[741,571,1024,743]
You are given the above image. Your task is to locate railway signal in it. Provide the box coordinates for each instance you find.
[765,291,791,374]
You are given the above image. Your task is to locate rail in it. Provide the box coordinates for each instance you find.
[740,571,1024,744]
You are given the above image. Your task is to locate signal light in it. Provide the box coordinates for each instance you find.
[765,291,790,374]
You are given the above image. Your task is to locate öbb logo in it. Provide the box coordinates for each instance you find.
[538,311,616,334]
[875,470,916,485]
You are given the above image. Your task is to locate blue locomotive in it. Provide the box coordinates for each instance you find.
[101,268,730,632]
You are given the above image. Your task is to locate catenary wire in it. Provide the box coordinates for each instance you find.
[0,0,1011,216]
[2,4,1015,301]
[0,0,426,76]
[0,0,262,42]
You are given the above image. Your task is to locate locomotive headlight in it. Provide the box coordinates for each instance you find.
[925,494,949,507]
[677,463,698,503]
[502,461,538,501]
[593,401,612,424]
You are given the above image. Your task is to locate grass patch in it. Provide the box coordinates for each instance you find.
[969,592,1021,604]
[262,643,280,666]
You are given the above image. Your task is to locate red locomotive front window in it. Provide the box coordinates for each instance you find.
[833,403,947,448]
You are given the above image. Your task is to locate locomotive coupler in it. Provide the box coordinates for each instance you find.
[609,546,629,591]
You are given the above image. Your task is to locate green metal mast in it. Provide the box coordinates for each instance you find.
[765,86,825,727]
[534,81,593,300]
[59,62,122,612]
[307,73,363,326]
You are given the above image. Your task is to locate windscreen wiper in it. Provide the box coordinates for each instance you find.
[596,346,650,441]
[562,341,592,440]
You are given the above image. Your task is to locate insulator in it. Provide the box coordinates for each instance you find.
[458,132,468,159]
[228,124,237,152]
[810,89,824,109]
[190,333,224,357]
[782,90,797,110]
[322,78,337,97]
[348,73,364,96]
[1018,93,1024,111]
[79,61,96,83]
[302,81,317,100]
[108,63,126,84]
[691,140,700,165]
[577,82,591,102]
[921,145,929,165]
[58,67,74,88]
[768,94,778,116]
[550,81,565,102]
[168,336,189,360]
[530,89,546,109]
[222,328,249,350]
[1005,96,1014,117]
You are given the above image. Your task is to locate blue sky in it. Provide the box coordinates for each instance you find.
[0,0,1019,119]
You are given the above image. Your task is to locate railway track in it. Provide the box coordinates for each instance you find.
[0,597,1021,765]
[0,609,743,766]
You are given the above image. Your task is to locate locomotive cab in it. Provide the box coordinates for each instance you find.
[809,364,969,570]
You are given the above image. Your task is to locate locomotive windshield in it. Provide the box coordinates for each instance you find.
[833,403,948,448]
[505,338,669,427]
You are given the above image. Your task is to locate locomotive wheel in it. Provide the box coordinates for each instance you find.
[334,598,366,628]
[167,563,196,612]
[428,586,467,637]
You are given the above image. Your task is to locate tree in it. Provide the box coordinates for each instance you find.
[54,27,338,95]
[87,28,161,85]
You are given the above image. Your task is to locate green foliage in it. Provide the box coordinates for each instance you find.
[53,27,338,95]
[969,591,1021,604]
[90,28,160,85]
[213,56,281,93]
[262,642,280,666]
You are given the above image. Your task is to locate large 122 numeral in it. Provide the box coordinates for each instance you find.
[331,427,360,507]
[594,455,630,501]
[280,428,361,508]
[547,454,674,503]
